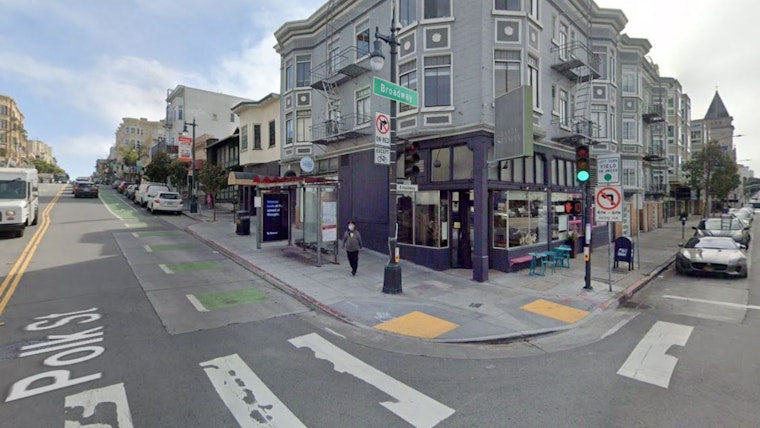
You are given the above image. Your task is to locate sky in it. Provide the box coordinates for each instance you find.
[1,0,758,179]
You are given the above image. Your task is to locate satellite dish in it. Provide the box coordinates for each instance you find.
[300,156,315,173]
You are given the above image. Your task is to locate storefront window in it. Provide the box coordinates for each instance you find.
[431,148,451,182]
[452,145,473,180]
[551,192,582,240]
[397,190,447,247]
[492,191,548,248]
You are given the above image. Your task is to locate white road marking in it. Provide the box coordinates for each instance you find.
[617,321,694,388]
[601,317,634,340]
[324,327,346,339]
[186,294,208,312]
[64,383,133,428]
[289,333,455,428]
[662,294,760,310]
[144,245,153,253]
[158,264,173,274]
[131,232,139,238]
[200,354,306,428]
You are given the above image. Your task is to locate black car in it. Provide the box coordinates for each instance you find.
[73,182,99,198]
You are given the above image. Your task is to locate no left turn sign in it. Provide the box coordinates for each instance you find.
[595,186,623,222]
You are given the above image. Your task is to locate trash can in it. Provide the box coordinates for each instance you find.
[236,210,250,236]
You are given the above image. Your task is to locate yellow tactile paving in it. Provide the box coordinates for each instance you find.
[373,311,459,339]
[520,299,589,324]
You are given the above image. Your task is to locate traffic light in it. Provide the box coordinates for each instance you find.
[575,145,590,183]
[404,141,421,177]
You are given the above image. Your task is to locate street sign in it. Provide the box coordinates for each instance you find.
[595,186,623,222]
[373,77,418,108]
[396,183,419,192]
[597,154,620,184]
[374,146,391,165]
[374,112,391,147]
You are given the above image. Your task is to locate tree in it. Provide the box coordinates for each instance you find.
[198,161,229,221]
[683,141,740,215]
[144,151,172,184]
[31,158,65,174]
[117,144,140,166]
[168,159,191,196]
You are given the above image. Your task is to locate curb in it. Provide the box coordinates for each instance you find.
[183,225,355,326]
[598,257,675,311]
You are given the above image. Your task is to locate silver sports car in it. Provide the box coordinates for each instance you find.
[675,236,748,278]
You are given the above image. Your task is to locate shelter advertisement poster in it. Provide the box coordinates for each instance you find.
[321,201,337,242]
[263,194,289,242]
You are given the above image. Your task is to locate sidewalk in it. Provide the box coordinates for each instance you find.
[181,207,691,343]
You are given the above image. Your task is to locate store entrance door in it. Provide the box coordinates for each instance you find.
[450,190,473,269]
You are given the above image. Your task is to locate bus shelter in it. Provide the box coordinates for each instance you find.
[228,172,339,266]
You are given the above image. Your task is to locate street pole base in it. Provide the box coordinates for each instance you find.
[383,262,402,294]
[190,201,198,214]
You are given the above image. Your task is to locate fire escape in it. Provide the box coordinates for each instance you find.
[643,81,667,197]
[550,41,603,147]
[309,45,373,144]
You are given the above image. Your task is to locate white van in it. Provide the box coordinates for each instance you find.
[135,182,171,207]
[0,167,39,237]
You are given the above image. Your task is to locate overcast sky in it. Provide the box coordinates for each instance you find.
[1,0,758,179]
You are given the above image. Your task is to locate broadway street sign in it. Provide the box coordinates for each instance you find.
[373,77,418,108]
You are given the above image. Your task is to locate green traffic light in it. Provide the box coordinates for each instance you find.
[577,170,590,182]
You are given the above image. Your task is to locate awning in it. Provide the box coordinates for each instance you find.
[227,172,337,188]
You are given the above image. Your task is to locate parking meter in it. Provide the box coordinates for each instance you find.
[680,214,687,239]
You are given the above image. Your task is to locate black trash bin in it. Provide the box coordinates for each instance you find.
[236,210,250,236]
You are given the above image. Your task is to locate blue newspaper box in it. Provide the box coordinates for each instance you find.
[614,236,634,270]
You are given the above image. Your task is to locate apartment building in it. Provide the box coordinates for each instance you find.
[163,85,251,160]
[0,94,28,166]
[112,117,166,181]
[275,0,641,280]
[232,93,281,177]
[27,139,56,164]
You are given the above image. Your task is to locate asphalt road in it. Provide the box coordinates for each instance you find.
[0,184,758,427]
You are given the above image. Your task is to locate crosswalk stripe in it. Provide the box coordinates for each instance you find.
[64,383,133,428]
[200,353,306,428]
[289,333,455,428]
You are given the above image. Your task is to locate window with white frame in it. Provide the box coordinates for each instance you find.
[622,119,637,141]
[551,14,558,41]
[328,98,341,128]
[296,55,311,87]
[424,55,451,107]
[609,106,616,140]
[327,39,340,73]
[355,19,370,59]
[254,124,262,149]
[591,104,607,138]
[529,0,538,18]
[609,56,616,83]
[559,89,569,127]
[285,59,294,92]
[355,87,371,124]
[494,50,520,97]
[622,166,636,186]
[177,106,183,121]
[622,67,637,94]
[285,112,293,145]
[268,121,276,147]
[296,110,311,142]
[424,0,451,19]
[495,0,520,11]
[551,84,558,113]
[399,0,417,27]
[399,61,418,112]
[527,55,539,109]
[596,52,607,80]
[559,23,568,58]
[241,124,249,151]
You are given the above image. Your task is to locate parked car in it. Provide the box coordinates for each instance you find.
[675,236,747,278]
[692,216,751,246]
[118,181,132,194]
[125,184,137,200]
[73,182,99,198]
[135,182,168,207]
[147,191,183,215]
[111,179,123,189]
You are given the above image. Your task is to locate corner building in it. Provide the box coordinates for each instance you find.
[275,0,629,281]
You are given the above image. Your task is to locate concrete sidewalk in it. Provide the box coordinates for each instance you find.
[180,207,691,342]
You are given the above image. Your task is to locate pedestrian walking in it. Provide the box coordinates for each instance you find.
[342,221,363,276]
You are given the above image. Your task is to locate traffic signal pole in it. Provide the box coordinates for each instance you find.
[576,144,592,290]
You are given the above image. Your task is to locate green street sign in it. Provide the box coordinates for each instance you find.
[373,77,418,108]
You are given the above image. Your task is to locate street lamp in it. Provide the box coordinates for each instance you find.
[370,6,402,294]
[183,118,198,213]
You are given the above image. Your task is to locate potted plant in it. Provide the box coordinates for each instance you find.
[566,231,579,258]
